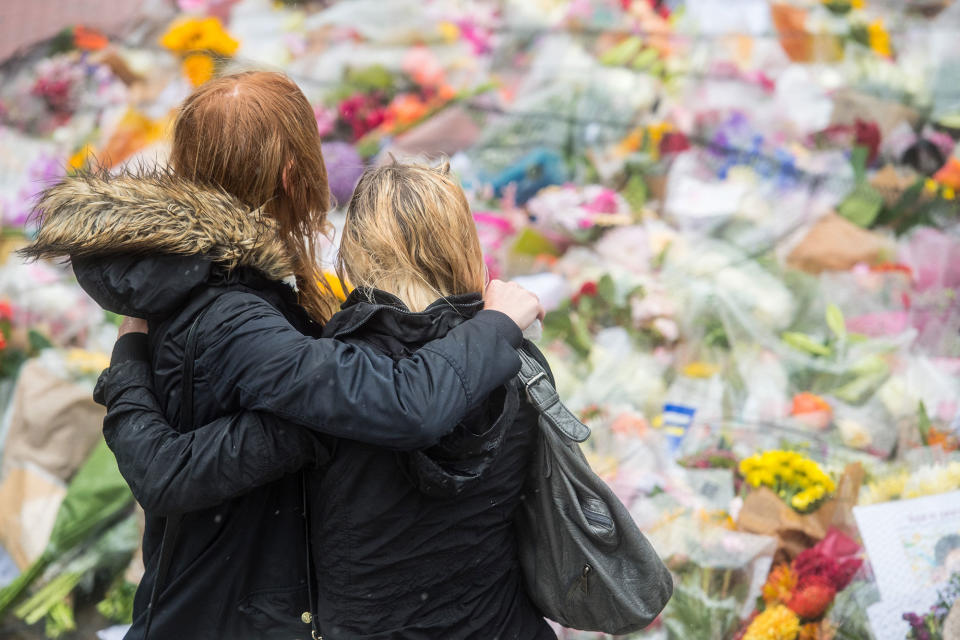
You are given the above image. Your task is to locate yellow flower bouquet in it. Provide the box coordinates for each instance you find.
[737,453,863,563]
[739,450,836,515]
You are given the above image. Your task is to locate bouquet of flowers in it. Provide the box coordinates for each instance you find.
[526,184,634,246]
[737,530,863,640]
[542,273,677,359]
[902,573,960,640]
[737,449,863,562]
[739,450,837,514]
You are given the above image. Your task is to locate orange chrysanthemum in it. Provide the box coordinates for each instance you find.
[763,564,798,605]
[787,581,836,620]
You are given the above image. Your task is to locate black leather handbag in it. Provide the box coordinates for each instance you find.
[514,348,673,635]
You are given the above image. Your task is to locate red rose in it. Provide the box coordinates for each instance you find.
[579,281,598,297]
[660,132,691,155]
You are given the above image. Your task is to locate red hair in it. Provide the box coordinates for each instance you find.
[171,71,337,321]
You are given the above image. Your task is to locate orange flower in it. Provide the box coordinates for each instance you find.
[792,393,831,415]
[787,580,836,619]
[763,564,797,605]
[934,157,960,190]
[798,622,828,640]
[610,413,649,437]
[68,144,94,171]
[927,428,959,453]
[0,300,12,321]
[74,25,108,51]
[386,94,429,127]
[182,53,215,87]
[436,84,457,102]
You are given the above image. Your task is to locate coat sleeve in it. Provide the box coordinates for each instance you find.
[196,292,523,450]
[95,335,331,515]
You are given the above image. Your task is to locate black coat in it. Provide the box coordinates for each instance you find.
[24,172,525,639]
[98,290,557,640]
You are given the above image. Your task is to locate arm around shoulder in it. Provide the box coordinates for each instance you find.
[195,292,524,450]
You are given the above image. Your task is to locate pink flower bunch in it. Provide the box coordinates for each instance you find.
[338,93,389,141]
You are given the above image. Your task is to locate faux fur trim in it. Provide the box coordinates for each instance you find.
[20,168,292,280]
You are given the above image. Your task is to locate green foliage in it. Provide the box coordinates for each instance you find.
[0,443,133,617]
[838,182,885,228]
[97,580,137,624]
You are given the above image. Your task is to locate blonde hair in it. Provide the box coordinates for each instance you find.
[171,71,339,322]
[337,161,486,312]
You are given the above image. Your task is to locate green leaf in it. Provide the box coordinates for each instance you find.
[28,329,52,354]
[622,173,648,212]
[569,314,593,358]
[631,47,660,71]
[851,146,869,183]
[782,332,832,357]
[825,303,847,341]
[838,182,885,228]
[599,37,644,66]
[345,65,395,92]
[917,401,931,445]
[597,274,616,305]
[511,228,560,257]
[833,371,888,404]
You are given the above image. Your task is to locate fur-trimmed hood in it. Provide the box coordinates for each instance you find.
[22,169,292,279]
[20,170,296,318]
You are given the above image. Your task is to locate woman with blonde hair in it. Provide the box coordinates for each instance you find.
[97,161,558,639]
[23,73,541,639]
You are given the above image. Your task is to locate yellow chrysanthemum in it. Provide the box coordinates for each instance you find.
[182,53,215,87]
[867,20,892,58]
[743,605,800,640]
[741,450,835,512]
[160,17,239,57]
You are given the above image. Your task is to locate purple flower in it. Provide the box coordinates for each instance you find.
[5,153,65,227]
[322,142,365,208]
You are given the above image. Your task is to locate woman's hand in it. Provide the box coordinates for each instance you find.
[483,280,544,331]
[118,316,148,336]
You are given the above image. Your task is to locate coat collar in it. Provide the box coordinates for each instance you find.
[323,288,484,344]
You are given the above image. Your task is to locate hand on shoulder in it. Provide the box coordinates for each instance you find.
[483,280,544,331]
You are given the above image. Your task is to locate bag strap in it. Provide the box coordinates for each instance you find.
[301,473,322,639]
[142,307,207,638]
[515,349,591,443]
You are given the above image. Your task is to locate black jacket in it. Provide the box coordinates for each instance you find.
[97,290,557,640]
[23,172,525,639]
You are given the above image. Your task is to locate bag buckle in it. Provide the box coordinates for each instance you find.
[524,371,548,391]
[524,371,559,410]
